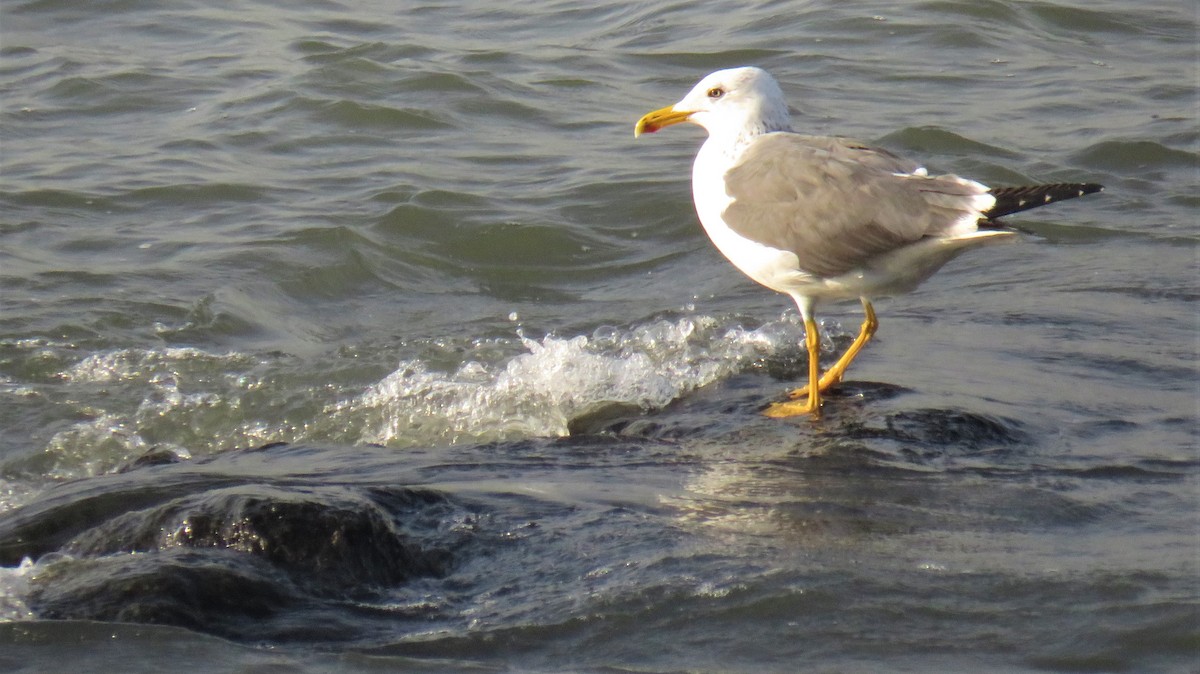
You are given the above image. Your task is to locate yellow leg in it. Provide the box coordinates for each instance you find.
[764,316,822,418]
[787,299,877,400]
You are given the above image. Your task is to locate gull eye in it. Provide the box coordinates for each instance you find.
[707,87,724,99]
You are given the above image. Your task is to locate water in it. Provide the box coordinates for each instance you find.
[1,0,1197,671]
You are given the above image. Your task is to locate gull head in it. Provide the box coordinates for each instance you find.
[635,67,792,140]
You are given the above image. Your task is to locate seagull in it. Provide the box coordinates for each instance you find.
[634,66,1102,418]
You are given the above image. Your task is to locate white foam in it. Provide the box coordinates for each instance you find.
[63,346,252,384]
[17,347,244,483]
[41,413,153,479]
[339,314,808,446]
[0,558,36,622]
[5,313,818,500]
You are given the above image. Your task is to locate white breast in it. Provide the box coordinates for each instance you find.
[690,141,815,295]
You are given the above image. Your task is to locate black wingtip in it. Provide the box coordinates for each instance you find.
[984,182,1104,220]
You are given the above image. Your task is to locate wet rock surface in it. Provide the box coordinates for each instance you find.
[2,443,468,640]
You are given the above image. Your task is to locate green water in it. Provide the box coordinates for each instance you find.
[1,1,1196,671]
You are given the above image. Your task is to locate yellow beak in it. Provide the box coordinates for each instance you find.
[634,104,692,138]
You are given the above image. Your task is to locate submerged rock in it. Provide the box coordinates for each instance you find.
[62,484,452,593]
[0,443,469,640]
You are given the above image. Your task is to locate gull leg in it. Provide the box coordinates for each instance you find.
[764,316,822,418]
[787,299,877,400]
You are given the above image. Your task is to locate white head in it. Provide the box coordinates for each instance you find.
[635,67,793,142]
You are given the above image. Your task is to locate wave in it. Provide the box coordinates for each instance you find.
[0,313,813,496]
[333,314,802,446]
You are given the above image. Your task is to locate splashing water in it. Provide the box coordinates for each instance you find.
[3,313,813,493]
[337,315,802,446]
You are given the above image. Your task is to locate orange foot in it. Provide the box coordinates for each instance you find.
[763,396,821,418]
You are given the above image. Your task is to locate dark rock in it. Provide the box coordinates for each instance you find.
[62,484,453,594]
[0,443,471,640]
[117,447,185,473]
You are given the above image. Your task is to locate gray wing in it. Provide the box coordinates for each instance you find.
[721,133,990,277]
